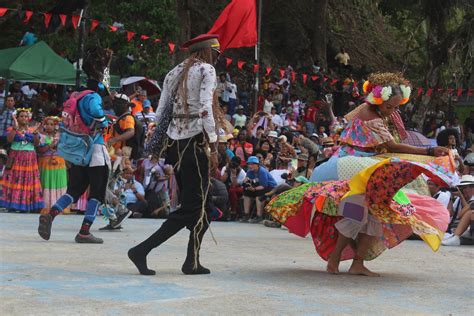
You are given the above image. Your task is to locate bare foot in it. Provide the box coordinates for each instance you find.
[326,254,340,274]
[348,262,380,277]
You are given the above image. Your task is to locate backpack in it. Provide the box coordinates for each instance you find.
[114,113,145,160]
[62,90,95,134]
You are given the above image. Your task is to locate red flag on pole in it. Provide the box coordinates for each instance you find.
[168,42,176,54]
[302,74,308,85]
[457,88,463,97]
[140,35,150,41]
[109,25,118,32]
[207,0,257,51]
[43,13,52,28]
[426,88,433,97]
[266,67,272,75]
[311,75,318,81]
[59,14,67,26]
[417,88,424,97]
[23,10,33,24]
[279,69,285,79]
[237,60,246,70]
[71,15,80,29]
[91,20,99,32]
[225,58,233,67]
[126,31,135,42]
[0,8,8,17]
[253,64,259,73]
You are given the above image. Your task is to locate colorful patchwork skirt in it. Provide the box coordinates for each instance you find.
[38,155,68,210]
[0,150,44,212]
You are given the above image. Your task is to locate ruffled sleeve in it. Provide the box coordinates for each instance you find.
[339,118,393,148]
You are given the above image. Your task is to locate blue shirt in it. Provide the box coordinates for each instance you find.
[78,92,108,145]
[21,32,37,46]
[246,166,277,188]
[116,179,145,204]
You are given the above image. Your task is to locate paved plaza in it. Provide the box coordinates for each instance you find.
[0,213,473,315]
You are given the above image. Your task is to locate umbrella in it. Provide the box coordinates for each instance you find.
[120,76,161,96]
[402,131,437,147]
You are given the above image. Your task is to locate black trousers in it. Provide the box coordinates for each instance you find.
[67,165,109,203]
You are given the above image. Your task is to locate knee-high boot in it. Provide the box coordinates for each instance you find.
[128,219,184,275]
[181,222,210,275]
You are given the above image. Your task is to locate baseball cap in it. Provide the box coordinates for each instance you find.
[268,131,278,138]
[247,156,260,165]
[143,99,152,108]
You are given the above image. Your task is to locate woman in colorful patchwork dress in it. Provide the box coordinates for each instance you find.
[37,116,68,214]
[267,72,454,276]
[0,108,44,212]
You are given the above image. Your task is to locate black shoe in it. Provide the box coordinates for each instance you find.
[110,210,132,228]
[98,224,123,231]
[38,214,53,240]
[75,233,103,244]
[128,247,156,275]
[182,261,211,275]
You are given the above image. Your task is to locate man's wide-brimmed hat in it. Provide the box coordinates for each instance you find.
[181,34,220,53]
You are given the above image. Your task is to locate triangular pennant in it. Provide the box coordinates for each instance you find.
[225,57,233,67]
[426,88,433,97]
[291,71,296,83]
[417,87,424,97]
[447,88,454,95]
[71,15,80,29]
[23,10,33,24]
[91,20,99,32]
[311,75,318,81]
[237,60,246,70]
[0,8,8,17]
[457,88,463,97]
[279,69,285,79]
[266,67,272,75]
[330,79,338,86]
[302,74,308,85]
[109,25,118,32]
[168,42,175,54]
[323,76,329,82]
[253,64,259,73]
[140,35,150,41]
[126,31,135,42]
[59,14,67,26]
[468,88,473,97]
[43,13,52,28]
[153,38,161,43]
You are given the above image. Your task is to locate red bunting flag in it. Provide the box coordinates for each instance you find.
[109,25,118,32]
[59,14,67,26]
[447,88,454,95]
[23,10,33,24]
[457,88,463,97]
[225,57,233,67]
[266,67,272,75]
[168,42,175,54]
[207,0,257,51]
[330,79,338,86]
[91,20,99,32]
[279,69,285,79]
[71,15,80,29]
[468,88,473,97]
[302,74,308,85]
[43,13,52,28]
[126,31,135,42]
[426,88,433,97]
[153,38,161,43]
[323,76,328,82]
[253,64,259,73]
[140,35,150,41]
[291,71,296,83]
[417,87,424,97]
[0,8,7,17]
[237,60,246,70]
[311,75,318,81]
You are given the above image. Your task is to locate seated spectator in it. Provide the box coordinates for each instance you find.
[442,175,474,246]
[276,135,296,168]
[222,104,232,122]
[234,130,253,167]
[221,156,246,220]
[115,167,147,218]
[241,156,277,223]
[142,155,171,218]
[317,125,328,138]
[292,153,312,179]
[271,106,283,128]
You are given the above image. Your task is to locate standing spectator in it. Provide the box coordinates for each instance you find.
[217,73,230,106]
[271,106,283,129]
[303,101,319,135]
[19,27,37,46]
[21,83,38,101]
[334,47,350,70]
[37,116,68,214]
[232,106,247,129]
[241,156,277,223]
[263,94,274,114]
[0,96,16,145]
[238,86,249,110]
[227,78,238,115]
[221,156,246,220]
[137,101,156,124]
[272,87,283,113]
[451,117,464,144]
[130,90,148,116]
[107,94,137,159]
[0,108,43,212]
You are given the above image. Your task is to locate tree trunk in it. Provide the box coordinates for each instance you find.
[177,0,191,44]
[310,0,328,69]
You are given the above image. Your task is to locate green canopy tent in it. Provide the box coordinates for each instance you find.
[0,41,77,85]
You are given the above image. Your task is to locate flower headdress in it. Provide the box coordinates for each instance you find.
[13,108,33,120]
[363,72,411,105]
[43,116,62,125]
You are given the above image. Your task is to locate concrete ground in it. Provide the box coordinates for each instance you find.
[0,213,473,315]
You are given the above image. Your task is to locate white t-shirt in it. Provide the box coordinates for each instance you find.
[228,83,237,99]
[221,166,246,185]
[233,114,247,128]
[21,85,38,99]
[434,190,451,208]
[272,114,283,128]
[263,100,273,114]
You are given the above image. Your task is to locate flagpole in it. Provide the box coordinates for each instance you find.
[253,0,263,114]
[75,6,86,89]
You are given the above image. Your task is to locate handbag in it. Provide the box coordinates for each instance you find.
[57,126,96,166]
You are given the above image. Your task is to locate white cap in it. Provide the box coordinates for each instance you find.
[115,93,130,102]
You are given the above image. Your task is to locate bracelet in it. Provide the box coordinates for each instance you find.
[427,147,434,156]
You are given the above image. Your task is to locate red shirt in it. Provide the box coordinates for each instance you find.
[304,107,318,123]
